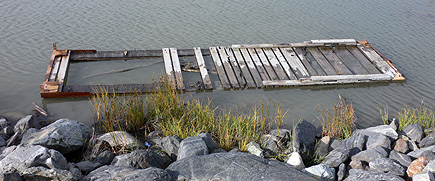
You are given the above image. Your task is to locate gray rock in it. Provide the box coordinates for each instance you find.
[423,160,435,172]
[84,165,171,181]
[369,158,405,176]
[229,148,241,153]
[323,148,350,168]
[68,163,83,181]
[389,150,412,168]
[0,137,5,147]
[412,171,435,181]
[93,150,115,165]
[0,145,17,160]
[402,123,424,142]
[342,132,366,156]
[76,161,103,173]
[292,120,316,160]
[409,139,419,151]
[286,152,305,170]
[197,132,219,152]
[111,149,172,169]
[344,169,405,181]
[316,136,330,157]
[419,132,435,148]
[21,118,92,155]
[421,150,435,161]
[337,163,346,181]
[269,129,291,140]
[97,131,146,150]
[1,126,14,140]
[260,134,279,154]
[147,130,163,144]
[362,125,399,140]
[407,145,435,159]
[329,138,343,150]
[0,144,68,173]
[14,115,34,133]
[89,140,112,160]
[177,136,209,160]
[246,141,263,157]
[373,145,390,157]
[364,132,391,150]
[0,172,22,181]
[303,164,335,181]
[351,146,387,162]
[389,118,399,130]
[0,116,10,129]
[166,152,316,181]
[158,135,182,160]
[212,148,227,153]
[21,166,74,181]
[349,160,368,169]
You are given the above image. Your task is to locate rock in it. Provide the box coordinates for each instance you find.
[349,160,368,169]
[393,138,409,153]
[292,120,316,160]
[330,138,343,150]
[373,145,390,157]
[93,150,115,165]
[177,136,209,160]
[158,135,182,160]
[362,125,398,140]
[68,163,83,181]
[389,118,399,130]
[422,160,435,172]
[389,150,412,168]
[0,116,10,129]
[322,148,350,168]
[351,146,387,162]
[197,132,219,152]
[316,136,330,157]
[229,148,241,153]
[0,137,5,147]
[0,144,68,173]
[409,139,419,151]
[212,148,227,153]
[269,129,291,140]
[89,140,111,160]
[419,132,435,148]
[260,134,279,154]
[407,145,435,159]
[364,131,391,150]
[147,130,163,144]
[166,152,316,180]
[369,158,405,176]
[21,118,92,155]
[84,165,171,181]
[286,152,305,170]
[97,131,146,150]
[402,123,424,142]
[111,149,172,169]
[246,141,263,157]
[0,172,22,181]
[337,163,346,181]
[21,166,74,181]
[407,156,429,178]
[303,164,335,181]
[76,161,103,173]
[344,169,404,181]
[421,150,435,161]
[14,115,34,133]
[1,126,14,140]
[412,171,435,181]
[342,132,366,156]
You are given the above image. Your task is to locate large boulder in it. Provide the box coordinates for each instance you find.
[292,120,316,160]
[97,131,146,150]
[364,132,391,150]
[0,144,68,174]
[344,169,404,181]
[419,131,435,148]
[341,132,366,156]
[111,149,172,169]
[21,118,92,155]
[407,145,435,159]
[402,124,424,142]
[14,115,34,133]
[166,152,316,180]
[389,150,412,168]
[322,148,350,168]
[0,172,22,181]
[368,158,405,177]
[361,125,398,140]
[177,136,209,160]
[197,132,219,152]
[351,146,387,163]
[21,166,74,181]
[83,165,171,181]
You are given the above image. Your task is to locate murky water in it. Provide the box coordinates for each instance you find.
[1,0,434,128]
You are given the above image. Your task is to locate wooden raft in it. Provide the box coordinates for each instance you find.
[40,39,405,98]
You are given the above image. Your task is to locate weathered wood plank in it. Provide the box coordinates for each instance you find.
[232,43,291,49]
[263,48,288,80]
[193,47,213,90]
[293,47,325,76]
[255,48,278,80]
[335,46,369,74]
[49,56,62,82]
[272,48,297,80]
[170,48,185,90]
[70,49,212,61]
[56,51,71,90]
[263,74,392,86]
[239,48,263,87]
[218,47,240,89]
[347,46,380,74]
[356,44,396,76]
[317,47,353,75]
[307,47,337,75]
[247,48,270,81]
[225,48,246,88]
[44,50,58,82]
[309,39,356,45]
[232,48,256,88]
[162,48,176,88]
[279,48,310,78]
[209,47,230,89]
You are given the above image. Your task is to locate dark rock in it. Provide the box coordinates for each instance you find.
[337,163,346,181]
[0,144,68,173]
[302,164,335,181]
[292,120,316,160]
[342,132,366,156]
[344,169,405,181]
[246,141,263,157]
[373,145,390,157]
[0,137,5,147]
[362,125,399,140]
[111,149,172,169]
[0,116,10,129]
[93,150,115,165]
[14,115,34,133]
[166,152,316,180]
[158,135,182,160]
[212,148,227,153]
[389,150,412,168]
[197,132,219,152]
[147,130,163,144]
[97,131,146,150]
[407,156,428,178]
[269,129,291,140]
[76,161,103,173]
[0,172,22,181]
[21,118,92,155]
[68,163,83,180]
[369,158,405,176]
[393,138,409,153]
[407,145,435,159]
[364,132,391,150]
[351,146,387,163]
[2,126,14,140]
[322,148,350,168]
[177,136,209,160]
[402,123,424,142]
[421,150,435,161]
[84,165,171,181]
[21,166,74,181]
[329,138,343,150]
[315,136,330,157]
[419,132,435,148]
[229,148,241,153]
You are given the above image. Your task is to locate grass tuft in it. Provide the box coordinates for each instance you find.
[396,105,435,130]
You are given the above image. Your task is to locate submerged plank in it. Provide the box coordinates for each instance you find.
[239,48,263,87]
[293,47,325,76]
[170,48,185,90]
[255,48,278,80]
[162,48,176,88]
[225,48,246,88]
[247,48,270,81]
[209,47,230,89]
[263,48,288,80]
[272,48,297,80]
[70,49,212,61]
[279,48,310,78]
[232,48,256,88]
[263,74,392,86]
[307,47,337,75]
[218,47,240,89]
[193,47,213,90]
[318,47,353,75]
[347,46,380,74]
[335,46,369,74]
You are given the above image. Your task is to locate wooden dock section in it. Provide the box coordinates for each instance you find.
[40,39,405,98]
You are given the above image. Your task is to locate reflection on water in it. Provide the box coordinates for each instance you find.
[0,0,434,129]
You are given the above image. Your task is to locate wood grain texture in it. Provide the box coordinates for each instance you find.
[162,48,176,88]
[279,48,310,78]
[194,47,213,90]
[209,47,230,89]
[232,48,256,88]
[255,48,278,80]
[218,46,240,88]
[170,48,185,90]
[240,48,263,87]
[318,47,353,75]
[225,47,246,88]
[347,46,380,74]
[263,48,288,80]
[307,47,337,75]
